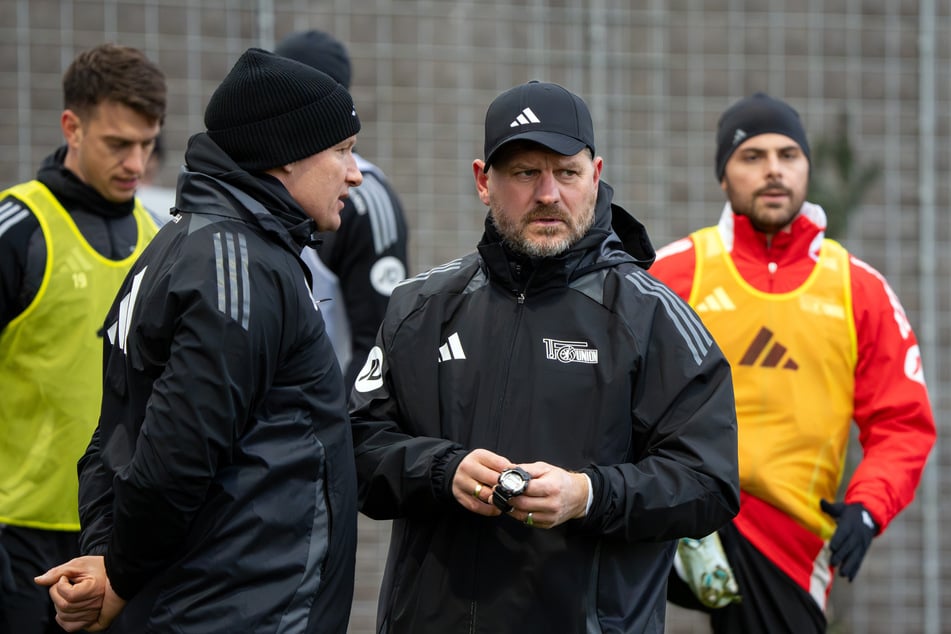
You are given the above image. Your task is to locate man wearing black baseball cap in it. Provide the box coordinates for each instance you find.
[651,93,935,633]
[348,80,740,633]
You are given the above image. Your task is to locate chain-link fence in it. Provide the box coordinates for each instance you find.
[1,2,947,632]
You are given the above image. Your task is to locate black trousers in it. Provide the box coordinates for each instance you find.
[0,524,78,634]
[668,521,827,634]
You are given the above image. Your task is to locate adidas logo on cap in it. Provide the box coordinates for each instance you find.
[510,107,541,127]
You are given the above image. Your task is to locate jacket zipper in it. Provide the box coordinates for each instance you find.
[469,289,525,632]
[492,289,526,450]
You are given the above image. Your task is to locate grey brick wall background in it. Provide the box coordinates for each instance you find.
[1,1,947,632]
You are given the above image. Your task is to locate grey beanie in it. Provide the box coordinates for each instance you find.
[274,30,352,89]
[204,47,360,171]
[715,92,810,181]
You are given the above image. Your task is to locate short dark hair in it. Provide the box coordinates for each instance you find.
[63,43,167,124]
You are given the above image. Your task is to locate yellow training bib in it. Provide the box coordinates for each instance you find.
[689,226,857,539]
[0,181,157,530]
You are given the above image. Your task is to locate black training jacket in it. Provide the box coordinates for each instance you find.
[77,133,357,633]
[350,182,740,634]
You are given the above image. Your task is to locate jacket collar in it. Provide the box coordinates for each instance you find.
[177,132,318,252]
[717,201,827,264]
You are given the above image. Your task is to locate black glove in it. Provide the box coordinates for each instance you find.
[820,499,878,582]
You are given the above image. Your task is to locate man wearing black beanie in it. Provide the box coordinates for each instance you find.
[36,48,364,633]
[651,94,935,633]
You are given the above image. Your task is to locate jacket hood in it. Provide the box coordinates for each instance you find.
[477,180,654,293]
[178,132,319,250]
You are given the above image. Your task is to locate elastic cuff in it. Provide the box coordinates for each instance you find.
[583,473,593,516]
[431,446,468,502]
[103,550,136,601]
[579,467,603,520]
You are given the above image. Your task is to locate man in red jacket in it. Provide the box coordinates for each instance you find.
[651,92,936,633]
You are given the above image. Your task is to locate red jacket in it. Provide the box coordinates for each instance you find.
[650,202,935,603]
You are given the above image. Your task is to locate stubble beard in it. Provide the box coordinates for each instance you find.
[489,193,597,258]
[728,181,805,234]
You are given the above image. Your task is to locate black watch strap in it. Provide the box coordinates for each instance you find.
[492,488,513,513]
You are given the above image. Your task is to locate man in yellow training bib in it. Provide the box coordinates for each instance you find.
[0,44,166,633]
[651,92,936,633]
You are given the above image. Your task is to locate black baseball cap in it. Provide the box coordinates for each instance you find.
[483,80,595,171]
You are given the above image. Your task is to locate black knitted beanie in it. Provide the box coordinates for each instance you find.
[274,30,352,89]
[204,47,360,171]
[714,92,810,182]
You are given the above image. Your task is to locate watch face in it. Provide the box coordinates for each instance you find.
[499,471,521,490]
[499,469,527,494]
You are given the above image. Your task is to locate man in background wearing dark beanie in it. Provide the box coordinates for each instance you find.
[651,93,935,632]
[36,48,364,633]
[275,29,409,392]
